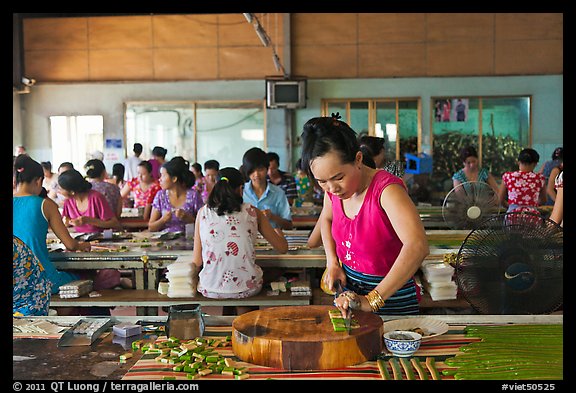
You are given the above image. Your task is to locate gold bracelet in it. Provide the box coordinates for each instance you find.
[365,289,385,312]
[365,293,379,312]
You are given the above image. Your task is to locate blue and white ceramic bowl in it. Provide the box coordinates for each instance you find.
[384,330,422,357]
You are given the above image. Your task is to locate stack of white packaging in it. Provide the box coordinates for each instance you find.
[166,257,197,298]
[289,280,312,297]
[421,262,457,301]
[58,280,93,299]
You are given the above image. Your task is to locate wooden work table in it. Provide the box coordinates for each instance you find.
[48,230,467,313]
[13,314,563,381]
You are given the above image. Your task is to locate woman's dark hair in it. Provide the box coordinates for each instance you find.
[58,169,92,193]
[152,146,168,158]
[242,147,269,176]
[133,143,143,155]
[459,146,478,162]
[14,154,44,185]
[204,159,220,172]
[40,161,52,172]
[84,159,106,179]
[39,187,49,199]
[359,145,377,169]
[162,156,195,188]
[138,160,153,174]
[112,163,125,179]
[207,167,244,216]
[300,115,359,180]
[518,148,540,164]
[191,162,203,173]
[58,162,74,171]
[296,158,305,172]
[551,147,563,160]
[358,135,385,158]
[266,152,280,165]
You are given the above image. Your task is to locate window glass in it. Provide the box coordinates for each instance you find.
[50,115,104,171]
[398,100,419,160]
[375,101,397,161]
[349,101,369,137]
[431,96,530,200]
[196,102,265,168]
[125,101,264,168]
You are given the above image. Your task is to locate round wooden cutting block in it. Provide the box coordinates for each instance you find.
[232,305,384,370]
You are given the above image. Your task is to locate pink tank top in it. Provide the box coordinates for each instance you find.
[329,170,405,276]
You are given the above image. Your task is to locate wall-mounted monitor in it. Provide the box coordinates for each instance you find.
[266,78,307,109]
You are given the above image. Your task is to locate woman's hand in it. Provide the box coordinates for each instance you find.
[70,216,90,226]
[162,210,173,223]
[261,208,272,219]
[173,208,187,220]
[322,263,346,294]
[334,290,371,317]
[75,241,91,252]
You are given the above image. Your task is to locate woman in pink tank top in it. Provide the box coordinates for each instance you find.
[300,114,429,316]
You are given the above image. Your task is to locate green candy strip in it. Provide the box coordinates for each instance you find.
[377,359,391,380]
[400,357,416,380]
[389,358,403,380]
[425,357,442,380]
[410,358,428,380]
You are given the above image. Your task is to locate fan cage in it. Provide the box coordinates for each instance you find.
[455,212,563,315]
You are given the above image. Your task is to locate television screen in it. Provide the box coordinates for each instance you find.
[266,79,306,109]
[274,84,299,104]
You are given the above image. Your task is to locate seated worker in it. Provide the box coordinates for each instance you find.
[84,158,123,218]
[148,156,203,232]
[242,147,293,230]
[549,171,563,227]
[202,159,220,203]
[498,148,546,214]
[13,155,91,302]
[120,160,161,220]
[193,167,288,314]
[48,161,74,207]
[452,145,499,193]
[58,169,122,233]
[13,235,52,316]
[294,158,313,207]
[266,151,298,206]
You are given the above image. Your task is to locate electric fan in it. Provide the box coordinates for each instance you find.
[442,181,502,230]
[455,212,563,314]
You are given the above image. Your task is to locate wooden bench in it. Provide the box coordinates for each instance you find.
[50,289,312,315]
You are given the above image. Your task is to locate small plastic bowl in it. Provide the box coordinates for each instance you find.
[384,330,422,357]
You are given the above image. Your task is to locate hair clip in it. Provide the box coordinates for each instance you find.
[16,167,24,173]
[85,165,94,171]
[331,112,342,120]
[220,177,229,182]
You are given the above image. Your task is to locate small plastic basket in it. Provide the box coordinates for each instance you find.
[405,153,433,174]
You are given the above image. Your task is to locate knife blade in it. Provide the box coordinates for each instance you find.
[333,280,351,333]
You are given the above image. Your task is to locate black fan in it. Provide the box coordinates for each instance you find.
[455,212,563,314]
[442,181,502,230]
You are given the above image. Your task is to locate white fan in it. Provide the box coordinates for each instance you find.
[442,181,502,230]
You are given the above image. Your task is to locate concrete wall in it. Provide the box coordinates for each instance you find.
[15,74,563,172]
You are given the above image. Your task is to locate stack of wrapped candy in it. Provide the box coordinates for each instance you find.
[58,280,93,299]
[421,262,457,301]
[289,280,312,297]
[166,257,197,298]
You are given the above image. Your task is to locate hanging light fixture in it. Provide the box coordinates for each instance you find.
[272,53,284,73]
[254,23,270,47]
[243,13,253,23]
[243,13,286,76]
